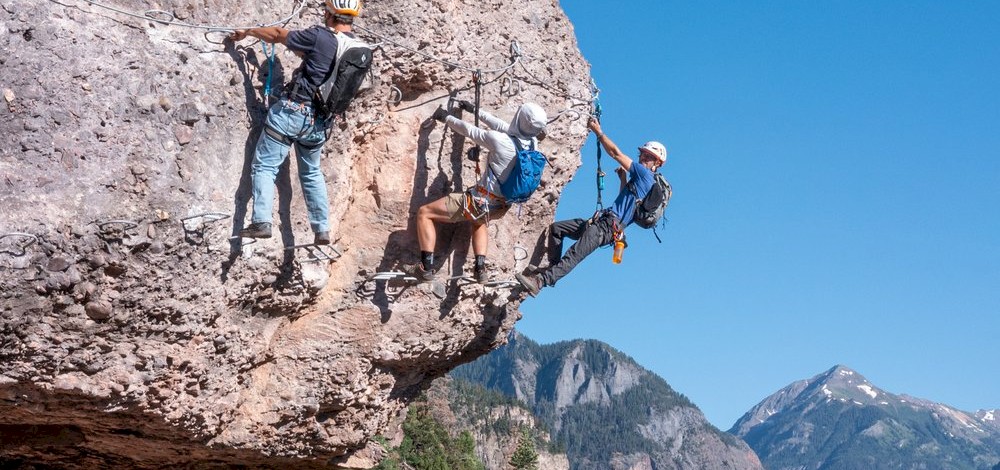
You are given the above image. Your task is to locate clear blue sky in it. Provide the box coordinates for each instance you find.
[518,0,1000,429]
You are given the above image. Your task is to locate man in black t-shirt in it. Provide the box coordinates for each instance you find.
[229,0,363,245]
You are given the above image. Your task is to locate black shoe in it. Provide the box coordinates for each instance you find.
[515,273,542,297]
[239,222,272,239]
[314,231,331,245]
[474,264,489,284]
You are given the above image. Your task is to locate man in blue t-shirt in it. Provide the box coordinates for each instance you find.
[516,117,667,297]
[229,0,363,245]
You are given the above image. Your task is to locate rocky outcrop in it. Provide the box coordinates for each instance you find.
[0,0,591,465]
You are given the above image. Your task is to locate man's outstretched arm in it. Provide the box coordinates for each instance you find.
[229,27,290,45]
[588,117,633,171]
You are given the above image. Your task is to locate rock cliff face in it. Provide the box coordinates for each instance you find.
[0,0,591,466]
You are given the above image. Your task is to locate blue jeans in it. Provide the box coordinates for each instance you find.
[250,99,331,233]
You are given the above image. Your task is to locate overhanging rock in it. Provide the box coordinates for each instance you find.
[0,0,591,465]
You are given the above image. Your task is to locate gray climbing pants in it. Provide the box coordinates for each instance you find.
[540,212,619,287]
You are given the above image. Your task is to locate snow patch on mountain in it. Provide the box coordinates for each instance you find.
[858,384,878,399]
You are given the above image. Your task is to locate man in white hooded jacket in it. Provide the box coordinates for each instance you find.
[408,101,548,283]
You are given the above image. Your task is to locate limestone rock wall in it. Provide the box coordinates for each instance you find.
[0,0,591,465]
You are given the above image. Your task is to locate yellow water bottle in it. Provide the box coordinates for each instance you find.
[612,240,625,264]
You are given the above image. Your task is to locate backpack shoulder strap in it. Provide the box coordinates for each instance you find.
[630,170,662,199]
[509,134,523,151]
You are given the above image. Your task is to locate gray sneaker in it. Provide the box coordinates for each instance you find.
[239,222,272,239]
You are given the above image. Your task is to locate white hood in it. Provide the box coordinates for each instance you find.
[508,102,547,139]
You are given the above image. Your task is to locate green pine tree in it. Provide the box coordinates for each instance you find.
[509,427,539,470]
[378,400,486,470]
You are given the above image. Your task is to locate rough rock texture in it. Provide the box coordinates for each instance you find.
[0,0,591,466]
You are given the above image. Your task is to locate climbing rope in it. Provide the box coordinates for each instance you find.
[354,25,522,75]
[61,0,595,108]
[66,0,309,32]
[471,70,483,175]
[515,60,594,104]
[591,79,605,212]
[261,41,277,106]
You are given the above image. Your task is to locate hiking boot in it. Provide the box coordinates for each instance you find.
[473,264,489,284]
[402,264,437,283]
[239,222,272,239]
[524,264,544,275]
[314,231,331,245]
[515,273,542,298]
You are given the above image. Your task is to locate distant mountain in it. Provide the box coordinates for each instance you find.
[451,332,762,470]
[731,365,1000,470]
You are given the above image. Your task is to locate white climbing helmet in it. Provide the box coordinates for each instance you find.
[325,0,361,17]
[638,141,667,164]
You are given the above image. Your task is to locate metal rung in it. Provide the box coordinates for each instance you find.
[97,219,139,232]
[0,232,38,257]
[368,271,417,282]
[181,212,231,228]
[228,235,258,246]
[484,280,520,289]
[284,244,342,263]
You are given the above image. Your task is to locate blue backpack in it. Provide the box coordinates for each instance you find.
[498,136,547,203]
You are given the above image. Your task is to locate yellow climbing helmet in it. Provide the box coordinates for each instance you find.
[325,0,361,17]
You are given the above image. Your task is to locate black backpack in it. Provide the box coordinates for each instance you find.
[313,30,372,119]
[631,173,672,240]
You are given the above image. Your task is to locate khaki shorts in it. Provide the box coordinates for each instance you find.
[443,192,510,223]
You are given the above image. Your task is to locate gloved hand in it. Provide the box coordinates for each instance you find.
[431,106,450,122]
[457,100,477,113]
